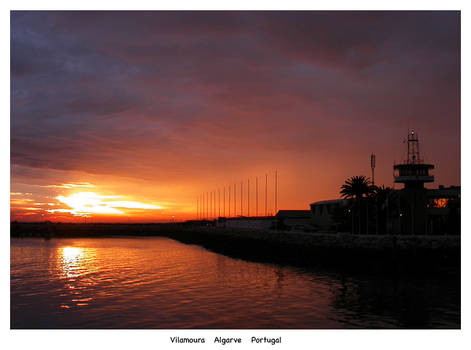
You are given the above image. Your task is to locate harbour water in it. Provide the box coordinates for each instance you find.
[11,237,460,329]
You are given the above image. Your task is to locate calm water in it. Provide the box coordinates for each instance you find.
[11,237,460,329]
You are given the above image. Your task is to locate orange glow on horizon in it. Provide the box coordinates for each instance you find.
[10,184,169,222]
[50,192,164,216]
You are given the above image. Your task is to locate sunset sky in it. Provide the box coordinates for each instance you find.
[10,11,460,222]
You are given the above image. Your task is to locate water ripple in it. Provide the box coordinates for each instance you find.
[11,237,460,329]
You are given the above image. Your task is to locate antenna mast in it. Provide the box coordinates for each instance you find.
[265,174,268,216]
[248,179,250,217]
[234,183,236,217]
[371,153,376,186]
[256,177,258,217]
[407,130,421,164]
[240,182,243,216]
[274,170,278,215]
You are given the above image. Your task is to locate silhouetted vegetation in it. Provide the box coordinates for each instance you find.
[340,175,375,200]
[340,176,375,234]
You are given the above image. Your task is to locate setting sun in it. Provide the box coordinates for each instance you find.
[45,191,164,217]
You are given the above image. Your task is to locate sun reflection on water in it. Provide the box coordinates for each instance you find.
[57,246,98,308]
[59,247,85,278]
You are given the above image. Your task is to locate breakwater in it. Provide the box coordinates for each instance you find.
[10,222,460,274]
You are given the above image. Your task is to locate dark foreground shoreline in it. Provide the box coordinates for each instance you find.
[10,222,460,275]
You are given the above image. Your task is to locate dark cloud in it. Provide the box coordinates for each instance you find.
[11,11,460,197]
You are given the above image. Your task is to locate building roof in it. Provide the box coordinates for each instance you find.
[310,199,345,206]
[275,210,311,218]
[427,186,460,198]
[223,216,274,221]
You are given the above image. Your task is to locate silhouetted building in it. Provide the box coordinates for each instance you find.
[389,130,460,235]
[216,211,314,232]
[275,210,312,231]
[426,185,460,235]
[307,130,460,235]
[393,130,434,189]
[393,130,433,234]
[217,216,275,230]
[310,200,347,231]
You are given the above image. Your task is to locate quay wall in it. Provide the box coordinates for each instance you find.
[10,222,460,273]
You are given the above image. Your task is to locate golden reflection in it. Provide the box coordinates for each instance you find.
[57,246,99,279]
[62,247,83,261]
[56,246,98,308]
[60,247,84,279]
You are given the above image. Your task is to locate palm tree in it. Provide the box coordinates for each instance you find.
[373,185,392,204]
[340,176,374,200]
[372,185,393,234]
[340,176,374,234]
